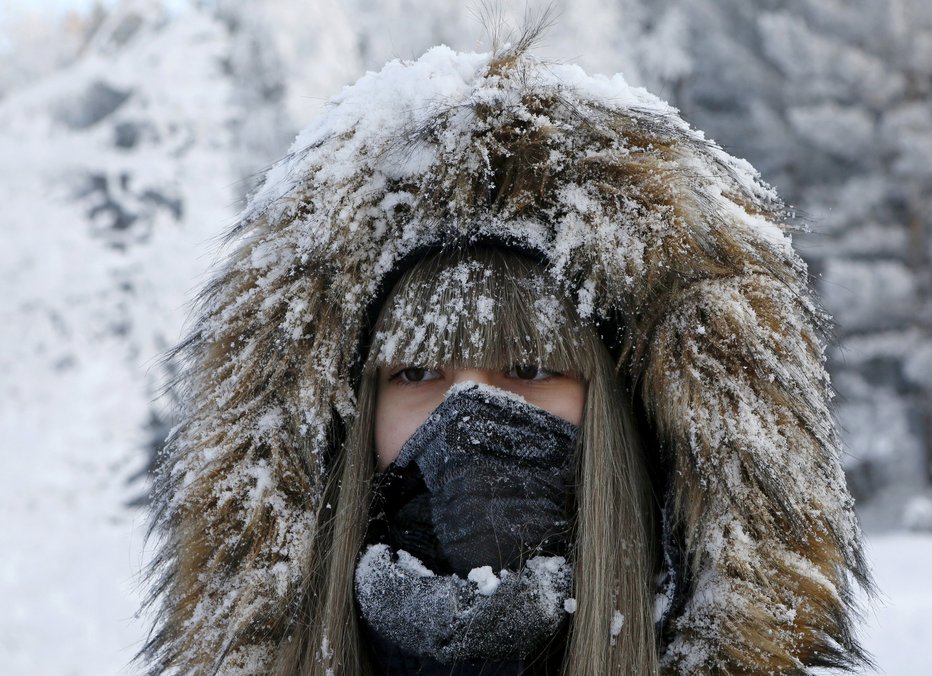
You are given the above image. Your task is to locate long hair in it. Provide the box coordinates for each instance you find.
[274,247,659,674]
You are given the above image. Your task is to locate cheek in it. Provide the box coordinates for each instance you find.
[523,379,587,428]
[560,380,587,427]
[373,404,402,470]
[374,387,431,470]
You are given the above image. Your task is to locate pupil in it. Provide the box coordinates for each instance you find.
[516,364,538,379]
[404,367,425,382]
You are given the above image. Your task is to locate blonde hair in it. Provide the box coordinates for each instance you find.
[275,247,659,674]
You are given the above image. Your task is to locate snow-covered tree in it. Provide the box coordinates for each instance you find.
[0,1,240,668]
[645,0,932,527]
[0,4,104,99]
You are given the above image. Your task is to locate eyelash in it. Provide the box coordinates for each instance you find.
[387,367,441,386]
[387,365,561,385]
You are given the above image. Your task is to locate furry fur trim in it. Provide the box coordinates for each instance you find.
[139,44,870,674]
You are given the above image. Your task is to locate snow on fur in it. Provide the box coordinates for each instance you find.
[141,44,870,674]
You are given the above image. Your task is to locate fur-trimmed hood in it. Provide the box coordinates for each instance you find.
[142,44,870,674]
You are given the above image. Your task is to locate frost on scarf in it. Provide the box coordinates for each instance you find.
[140,43,870,675]
[356,545,572,662]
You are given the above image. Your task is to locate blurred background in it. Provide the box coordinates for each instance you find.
[1,0,929,673]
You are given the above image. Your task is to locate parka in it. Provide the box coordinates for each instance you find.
[140,41,872,675]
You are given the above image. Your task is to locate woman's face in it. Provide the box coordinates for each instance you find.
[374,364,585,469]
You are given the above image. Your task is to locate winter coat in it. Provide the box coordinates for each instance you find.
[140,44,871,674]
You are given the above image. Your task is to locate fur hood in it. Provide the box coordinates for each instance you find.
[142,44,870,674]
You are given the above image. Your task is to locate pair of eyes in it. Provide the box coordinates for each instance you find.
[388,364,560,384]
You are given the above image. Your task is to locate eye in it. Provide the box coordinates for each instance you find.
[508,364,558,381]
[389,366,442,384]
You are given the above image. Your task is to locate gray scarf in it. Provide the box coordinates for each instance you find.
[356,383,578,665]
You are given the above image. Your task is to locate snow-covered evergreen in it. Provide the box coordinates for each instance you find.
[0,2,237,670]
[665,0,932,528]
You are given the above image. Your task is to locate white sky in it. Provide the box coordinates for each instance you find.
[0,0,186,54]
[0,0,187,20]
[0,0,111,18]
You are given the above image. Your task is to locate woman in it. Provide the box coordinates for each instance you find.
[139,39,872,674]
[350,246,654,674]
